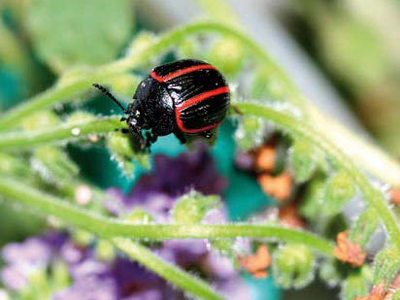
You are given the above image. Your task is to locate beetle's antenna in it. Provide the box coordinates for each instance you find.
[92,83,127,113]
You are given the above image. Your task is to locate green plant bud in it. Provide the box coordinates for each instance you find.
[33,145,79,184]
[95,240,115,261]
[51,261,70,291]
[349,207,379,246]
[289,139,318,183]
[373,245,400,285]
[251,68,286,100]
[126,32,156,59]
[342,266,373,300]
[108,132,149,177]
[21,111,59,131]
[172,191,220,224]
[323,171,356,216]
[272,244,315,289]
[299,178,326,221]
[235,116,265,151]
[319,259,342,287]
[108,74,141,98]
[71,230,93,246]
[209,37,244,77]
[125,208,154,224]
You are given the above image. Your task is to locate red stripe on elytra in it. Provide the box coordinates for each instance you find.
[151,64,215,82]
[175,86,229,133]
[176,115,222,133]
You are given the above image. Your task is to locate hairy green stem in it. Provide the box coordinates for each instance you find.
[1,20,398,186]
[0,116,123,150]
[235,102,400,250]
[111,238,223,300]
[0,101,397,251]
[0,21,299,132]
[0,177,334,256]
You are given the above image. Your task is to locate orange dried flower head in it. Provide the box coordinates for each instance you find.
[390,188,400,206]
[334,231,366,266]
[258,172,292,201]
[255,146,276,172]
[238,244,271,279]
[279,205,305,228]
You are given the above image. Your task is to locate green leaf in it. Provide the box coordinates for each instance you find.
[27,0,134,73]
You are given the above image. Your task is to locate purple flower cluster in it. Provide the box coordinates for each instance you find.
[0,147,251,299]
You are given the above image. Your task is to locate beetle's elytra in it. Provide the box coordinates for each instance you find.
[93,59,230,149]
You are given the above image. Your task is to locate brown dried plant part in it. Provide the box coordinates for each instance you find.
[258,172,293,201]
[279,204,305,228]
[356,274,400,300]
[355,281,386,300]
[238,244,271,279]
[255,146,276,172]
[390,188,400,206]
[334,231,366,266]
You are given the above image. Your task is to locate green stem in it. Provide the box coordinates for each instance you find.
[0,116,123,151]
[0,21,301,132]
[235,102,400,250]
[111,238,223,300]
[1,21,398,186]
[0,177,334,256]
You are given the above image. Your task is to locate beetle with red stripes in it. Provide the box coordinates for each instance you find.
[93,59,230,149]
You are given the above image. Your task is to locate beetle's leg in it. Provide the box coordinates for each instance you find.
[173,129,187,144]
[120,117,127,122]
[145,131,158,143]
[201,130,213,139]
[115,128,130,134]
[231,105,243,115]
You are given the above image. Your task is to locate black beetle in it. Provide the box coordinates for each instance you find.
[93,59,230,148]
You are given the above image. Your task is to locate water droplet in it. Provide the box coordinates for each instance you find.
[71,128,81,136]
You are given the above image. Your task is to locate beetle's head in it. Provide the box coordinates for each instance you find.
[92,83,147,142]
[125,101,148,131]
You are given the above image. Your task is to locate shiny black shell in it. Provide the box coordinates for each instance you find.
[133,59,230,136]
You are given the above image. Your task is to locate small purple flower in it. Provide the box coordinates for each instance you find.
[235,151,254,171]
[111,258,162,297]
[129,146,228,203]
[1,265,28,291]
[218,277,252,300]
[2,237,52,266]
[52,277,117,300]
[202,252,236,279]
